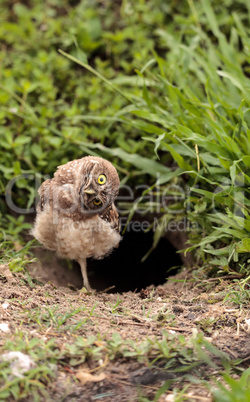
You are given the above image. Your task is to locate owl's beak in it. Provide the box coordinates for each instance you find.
[83,188,96,195]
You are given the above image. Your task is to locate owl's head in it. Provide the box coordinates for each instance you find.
[79,156,119,212]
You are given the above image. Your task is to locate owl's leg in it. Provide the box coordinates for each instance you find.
[78,258,91,291]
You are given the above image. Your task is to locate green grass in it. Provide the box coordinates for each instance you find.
[1,0,250,279]
[212,368,250,402]
[0,0,250,400]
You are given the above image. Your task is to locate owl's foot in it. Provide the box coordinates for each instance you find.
[80,286,96,295]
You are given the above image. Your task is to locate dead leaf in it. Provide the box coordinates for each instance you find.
[242,319,250,334]
[94,341,105,347]
[14,242,23,252]
[0,265,13,281]
[76,370,106,385]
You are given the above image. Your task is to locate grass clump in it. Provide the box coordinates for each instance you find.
[0,0,250,277]
[0,1,250,400]
[212,368,250,402]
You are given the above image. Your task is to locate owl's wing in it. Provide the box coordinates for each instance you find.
[100,203,120,233]
[37,160,78,213]
[53,160,79,185]
[37,179,52,212]
[37,178,77,215]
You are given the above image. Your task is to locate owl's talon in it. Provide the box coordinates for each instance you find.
[80,286,96,295]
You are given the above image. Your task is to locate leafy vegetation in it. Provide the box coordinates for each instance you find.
[1,0,250,278]
[0,0,250,400]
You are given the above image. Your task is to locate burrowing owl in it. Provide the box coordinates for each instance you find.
[32,156,121,290]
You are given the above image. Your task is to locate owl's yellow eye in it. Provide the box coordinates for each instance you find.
[93,198,102,206]
[97,174,106,185]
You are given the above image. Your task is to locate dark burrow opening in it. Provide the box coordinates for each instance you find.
[85,229,182,293]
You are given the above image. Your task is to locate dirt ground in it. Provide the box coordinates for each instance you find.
[0,252,249,401]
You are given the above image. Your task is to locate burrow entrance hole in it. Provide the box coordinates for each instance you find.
[88,229,182,292]
[31,228,182,293]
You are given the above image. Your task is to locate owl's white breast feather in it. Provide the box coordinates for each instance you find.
[32,207,121,261]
